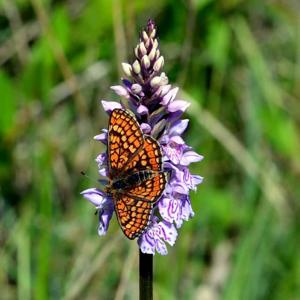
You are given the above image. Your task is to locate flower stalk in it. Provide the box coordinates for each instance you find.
[81,17,204,300]
[139,251,153,300]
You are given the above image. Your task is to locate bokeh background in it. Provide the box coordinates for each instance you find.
[1,0,300,299]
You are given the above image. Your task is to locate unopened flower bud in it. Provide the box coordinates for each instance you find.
[122,63,132,77]
[110,85,129,97]
[131,83,142,94]
[150,28,156,39]
[142,30,148,41]
[141,55,150,69]
[121,63,132,77]
[139,42,147,56]
[150,76,161,87]
[148,47,156,61]
[145,38,150,48]
[153,56,164,72]
[134,46,139,58]
[160,72,168,85]
[132,60,141,74]
[156,50,160,59]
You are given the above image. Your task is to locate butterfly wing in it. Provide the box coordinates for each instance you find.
[123,135,163,174]
[108,109,143,177]
[114,193,153,239]
[125,171,168,202]
[108,109,169,240]
[123,135,168,202]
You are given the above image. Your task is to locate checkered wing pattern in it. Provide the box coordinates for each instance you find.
[123,135,162,174]
[114,194,153,239]
[108,109,143,177]
[125,172,168,202]
[108,109,168,239]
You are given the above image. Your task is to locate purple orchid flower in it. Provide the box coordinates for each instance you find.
[81,188,114,235]
[138,217,177,255]
[81,19,203,255]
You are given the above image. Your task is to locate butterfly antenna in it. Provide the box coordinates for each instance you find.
[81,171,109,187]
[81,171,94,180]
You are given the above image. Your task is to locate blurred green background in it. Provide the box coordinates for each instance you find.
[1,0,299,299]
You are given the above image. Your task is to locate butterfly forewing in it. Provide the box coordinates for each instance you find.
[123,135,163,174]
[108,109,143,177]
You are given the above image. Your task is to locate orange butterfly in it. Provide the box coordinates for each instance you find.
[106,109,168,239]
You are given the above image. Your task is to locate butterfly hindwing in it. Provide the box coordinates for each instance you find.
[114,193,153,239]
[124,171,168,203]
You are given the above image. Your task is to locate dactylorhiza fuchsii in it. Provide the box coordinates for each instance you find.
[81,20,203,255]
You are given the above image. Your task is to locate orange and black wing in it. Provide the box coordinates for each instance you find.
[123,135,163,174]
[108,109,143,177]
[114,193,153,239]
[125,171,168,203]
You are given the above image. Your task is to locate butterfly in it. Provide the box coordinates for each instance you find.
[106,108,168,239]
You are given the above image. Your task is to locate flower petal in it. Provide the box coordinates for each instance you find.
[81,188,106,207]
[170,135,185,145]
[101,100,122,113]
[181,151,204,166]
[154,84,171,98]
[158,221,178,246]
[191,175,204,189]
[162,143,184,165]
[98,203,114,236]
[159,134,169,145]
[94,129,108,144]
[167,100,190,113]
[158,197,175,224]
[158,196,184,226]
[140,123,152,134]
[155,238,168,255]
[160,87,178,105]
[180,195,195,221]
[173,182,189,195]
[138,217,175,255]
[95,153,107,166]
[137,104,149,115]
[138,234,156,255]
[169,119,189,136]
[99,167,108,177]
[110,85,129,97]
[176,167,204,190]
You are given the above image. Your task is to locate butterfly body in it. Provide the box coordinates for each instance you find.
[107,109,168,239]
[110,170,159,191]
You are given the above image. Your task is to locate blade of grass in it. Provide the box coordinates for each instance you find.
[64,235,121,300]
[30,0,88,120]
[17,207,31,300]
[114,243,137,300]
[184,91,290,218]
[223,202,273,300]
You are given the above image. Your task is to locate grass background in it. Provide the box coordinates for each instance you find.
[0,0,299,299]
